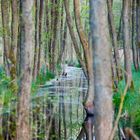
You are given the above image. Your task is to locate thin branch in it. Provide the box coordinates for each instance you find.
[109,69,131,140]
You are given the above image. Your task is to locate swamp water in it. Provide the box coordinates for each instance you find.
[31,66,88,140]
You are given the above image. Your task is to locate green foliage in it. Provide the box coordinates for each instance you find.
[31,69,55,93]
[0,69,16,115]
[67,60,81,68]
[113,68,140,135]
[75,62,81,68]
[113,0,122,31]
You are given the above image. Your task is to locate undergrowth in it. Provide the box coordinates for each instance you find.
[113,68,140,136]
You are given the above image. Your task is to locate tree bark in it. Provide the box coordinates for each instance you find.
[136,0,140,61]
[73,1,94,139]
[1,0,10,76]
[123,0,133,88]
[107,0,122,80]
[132,0,139,71]
[51,0,61,73]
[33,0,40,81]
[9,0,19,93]
[90,0,113,139]
[16,0,34,139]
[37,0,44,75]
[57,20,67,64]
[64,0,87,77]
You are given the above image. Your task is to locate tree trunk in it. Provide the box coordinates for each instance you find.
[132,0,139,71]
[16,0,34,140]
[64,0,87,77]
[44,0,50,64]
[90,0,113,139]
[37,0,44,75]
[107,0,122,80]
[9,0,19,93]
[57,20,67,64]
[73,1,94,139]
[1,0,10,76]
[33,0,40,81]
[123,0,133,88]
[136,0,140,61]
[51,0,60,73]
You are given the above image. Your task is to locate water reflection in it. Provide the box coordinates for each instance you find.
[32,67,88,140]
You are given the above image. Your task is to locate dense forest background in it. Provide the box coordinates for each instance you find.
[0,0,140,140]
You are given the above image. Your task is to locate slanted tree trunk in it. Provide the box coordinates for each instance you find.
[16,0,34,139]
[90,0,113,139]
[107,0,122,81]
[64,0,87,77]
[73,0,94,139]
[123,0,133,88]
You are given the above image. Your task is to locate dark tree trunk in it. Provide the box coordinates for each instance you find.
[136,0,140,62]
[132,0,139,71]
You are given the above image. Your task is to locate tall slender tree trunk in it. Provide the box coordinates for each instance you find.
[107,0,122,80]
[50,0,61,73]
[44,0,50,64]
[73,1,94,139]
[123,0,133,88]
[48,0,54,72]
[9,0,19,93]
[16,0,34,140]
[90,0,113,139]
[33,0,40,81]
[1,0,10,76]
[132,0,139,71]
[37,0,44,75]
[136,0,140,61]
[64,0,87,77]
[117,9,123,42]
[57,20,67,65]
